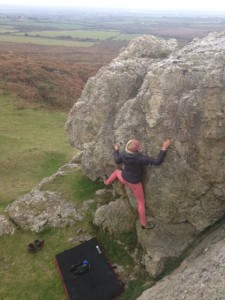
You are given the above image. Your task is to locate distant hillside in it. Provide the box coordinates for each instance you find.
[1,9,225,112]
[0,41,126,111]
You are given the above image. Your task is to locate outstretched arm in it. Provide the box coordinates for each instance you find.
[142,139,171,166]
[113,144,123,164]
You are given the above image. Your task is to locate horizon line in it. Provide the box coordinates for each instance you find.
[0,4,225,14]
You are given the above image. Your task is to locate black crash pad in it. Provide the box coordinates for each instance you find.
[55,237,124,300]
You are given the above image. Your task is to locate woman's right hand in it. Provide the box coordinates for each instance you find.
[162,139,171,150]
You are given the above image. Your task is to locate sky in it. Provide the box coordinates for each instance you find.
[0,0,225,13]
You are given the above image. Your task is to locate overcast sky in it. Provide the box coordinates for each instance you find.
[0,0,224,12]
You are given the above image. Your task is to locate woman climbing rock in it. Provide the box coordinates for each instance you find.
[105,139,171,229]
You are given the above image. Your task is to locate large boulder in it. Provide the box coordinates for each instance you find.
[65,35,178,179]
[65,33,225,276]
[5,189,82,233]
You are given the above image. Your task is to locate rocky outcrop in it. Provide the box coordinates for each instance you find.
[5,163,93,233]
[5,189,81,233]
[66,33,225,276]
[136,218,197,277]
[137,221,225,300]
[93,196,136,235]
[4,160,117,235]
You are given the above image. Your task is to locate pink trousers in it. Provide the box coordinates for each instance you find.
[105,170,147,226]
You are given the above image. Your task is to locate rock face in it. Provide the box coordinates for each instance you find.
[136,218,197,277]
[65,33,225,276]
[93,196,136,235]
[137,221,225,300]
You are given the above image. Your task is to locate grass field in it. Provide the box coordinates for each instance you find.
[0,32,139,46]
[0,92,75,207]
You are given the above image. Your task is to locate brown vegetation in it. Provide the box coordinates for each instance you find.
[0,41,127,111]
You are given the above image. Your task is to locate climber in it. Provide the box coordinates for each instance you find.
[104,138,171,229]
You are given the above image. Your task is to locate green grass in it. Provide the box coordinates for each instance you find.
[0,226,145,300]
[96,231,133,266]
[0,92,74,206]
[41,169,106,203]
[0,229,68,300]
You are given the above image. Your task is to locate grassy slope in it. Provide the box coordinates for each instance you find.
[0,92,74,208]
[0,92,74,299]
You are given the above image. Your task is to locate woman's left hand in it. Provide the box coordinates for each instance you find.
[114,144,119,151]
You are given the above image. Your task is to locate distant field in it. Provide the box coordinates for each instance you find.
[1,20,82,29]
[0,34,94,47]
[1,10,225,48]
[0,30,137,46]
[0,25,18,33]
[16,29,120,40]
[0,29,18,33]
[113,34,140,41]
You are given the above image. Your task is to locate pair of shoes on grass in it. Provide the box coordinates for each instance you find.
[27,240,44,253]
[141,222,155,229]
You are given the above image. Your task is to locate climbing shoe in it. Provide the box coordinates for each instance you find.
[141,222,155,229]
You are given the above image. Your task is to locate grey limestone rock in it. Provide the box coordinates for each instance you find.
[93,197,136,235]
[137,222,225,300]
[5,189,81,233]
[65,32,225,276]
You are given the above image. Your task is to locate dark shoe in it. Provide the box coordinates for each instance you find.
[27,243,37,253]
[141,222,155,229]
[34,240,44,250]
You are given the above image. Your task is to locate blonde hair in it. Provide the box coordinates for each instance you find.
[125,139,140,153]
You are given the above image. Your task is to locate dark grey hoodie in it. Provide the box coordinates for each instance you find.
[113,149,166,184]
